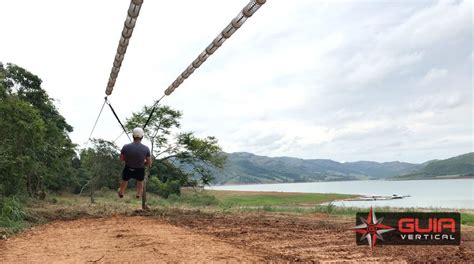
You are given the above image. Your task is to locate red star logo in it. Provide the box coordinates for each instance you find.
[350,207,395,250]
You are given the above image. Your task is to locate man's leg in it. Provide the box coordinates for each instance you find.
[136,180,143,198]
[118,181,128,197]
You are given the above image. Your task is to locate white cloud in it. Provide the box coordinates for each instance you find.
[420,68,448,85]
[0,0,471,163]
[380,0,471,50]
[346,52,424,87]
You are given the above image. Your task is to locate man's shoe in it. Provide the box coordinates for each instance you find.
[117,188,124,198]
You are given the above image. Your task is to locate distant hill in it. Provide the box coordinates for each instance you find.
[395,152,474,179]
[212,152,422,184]
[343,161,422,178]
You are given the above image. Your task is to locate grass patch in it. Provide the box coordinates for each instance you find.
[171,192,219,206]
[461,213,474,226]
[207,190,356,207]
[2,189,472,239]
[235,204,474,226]
[146,192,219,208]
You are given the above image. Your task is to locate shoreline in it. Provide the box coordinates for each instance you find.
[211,176,474,187]
[208,189,474,212]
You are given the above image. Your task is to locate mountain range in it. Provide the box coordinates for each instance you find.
[212,152,474,185]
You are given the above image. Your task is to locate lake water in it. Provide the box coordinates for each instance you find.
[210,179,474,209]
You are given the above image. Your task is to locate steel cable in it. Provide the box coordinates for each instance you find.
[105,0,144,96]
[163,0,266,96]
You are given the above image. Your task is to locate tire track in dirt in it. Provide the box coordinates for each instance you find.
[158,210,474,263]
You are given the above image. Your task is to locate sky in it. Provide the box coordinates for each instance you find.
[0,0,472,163]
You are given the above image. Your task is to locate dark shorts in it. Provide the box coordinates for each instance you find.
[122,166,145,181]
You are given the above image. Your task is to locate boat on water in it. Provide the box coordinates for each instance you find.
[349,194,411,201]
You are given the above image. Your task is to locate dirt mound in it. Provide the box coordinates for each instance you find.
[0,211,473,263]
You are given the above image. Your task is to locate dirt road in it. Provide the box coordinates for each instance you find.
[0,211,473,263]
[0,216,264,263]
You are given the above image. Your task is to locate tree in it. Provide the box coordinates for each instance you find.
[79,139,122,202]
[0,62,7,100]
[125,104,226,196]
[5,64,76,191]
[0,97,46,197]
[0,63,76,197]
[4,64,72,133]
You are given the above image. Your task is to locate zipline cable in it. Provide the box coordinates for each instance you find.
[162,0,266,97]
[141,0,266,132]
[105,0,144,96]
[101,0,266,135]
[139,1,266,210]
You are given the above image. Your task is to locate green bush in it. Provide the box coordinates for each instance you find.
[1,197,26,221]
[461,213,474,226]
[0,197,28,235]
[94,186,111,197]
[148,177,181,198]
[180,192,219,206]
[325,202,335,213]
[167,194,180,203]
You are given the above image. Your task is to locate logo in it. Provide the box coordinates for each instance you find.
[350,207,395,250]
[351,208,461,250]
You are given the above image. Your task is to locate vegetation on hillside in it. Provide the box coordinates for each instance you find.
[421,152,474,176]
[212,152,473,184]
[395,153,474,179]
[213,152,428,184]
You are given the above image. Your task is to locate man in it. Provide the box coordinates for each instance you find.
[118,127,152,198]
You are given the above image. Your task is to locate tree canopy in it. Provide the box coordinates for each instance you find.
[125,104,226,191]
[0,63,76,198]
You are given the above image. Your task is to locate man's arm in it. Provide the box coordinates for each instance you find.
[120,145,126,161]
[144,147,152,167]
[145,156,152,167]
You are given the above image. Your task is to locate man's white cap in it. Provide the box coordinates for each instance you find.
[132,127,144,138]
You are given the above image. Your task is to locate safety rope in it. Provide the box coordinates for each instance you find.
[105,98,132,142]
[86,98,107,142]
[143,94,165,129]
[105,0,144,96]
[112,130,126,144]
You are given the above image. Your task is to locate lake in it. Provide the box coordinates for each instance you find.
[210,179,474,209]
